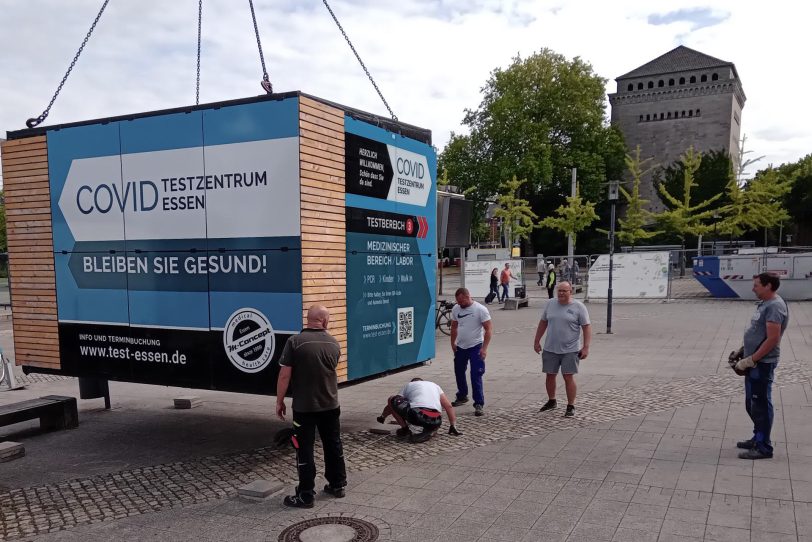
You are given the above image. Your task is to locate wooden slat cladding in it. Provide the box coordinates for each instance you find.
[0,136,60,370]
[298,96,348,381]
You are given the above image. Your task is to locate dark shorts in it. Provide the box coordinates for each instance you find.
[388,395,442,429]
[542,350,580,374]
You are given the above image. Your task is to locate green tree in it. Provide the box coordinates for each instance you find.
[616,147,661,246]
[656,147,722,242]
[655,149,733,213]
[718,169,791,238]
[538,185,598,248]
[776,154,812,244]
[438,48,626,254]
[493,176,538,248]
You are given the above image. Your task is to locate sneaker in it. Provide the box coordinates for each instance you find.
[323,484,346,498]
[409,430,436,443]
[283,494,314,508]
[564,405,575,417]
[376,415,386,424]
[736,438,755,450]
[451,396,469,407]
[738,448,773,460]
[474,404,484,417]
[539,399,557,412]
[396,427,412,437]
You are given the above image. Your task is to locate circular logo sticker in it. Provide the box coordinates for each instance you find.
[405,218,414,235]
[223,308,275,373]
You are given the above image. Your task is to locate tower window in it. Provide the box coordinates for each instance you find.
[681,111,686,117]
[690,76,696,83]
[639,115,644,122]
[711,73,718,81]
[679,77,685,84]
[696,109,701,116]
[660,113,664,120]
[627,83,633,91]
[648,81,654,89]
[667,112,671,119]
[668,78,675,86]
[701,74,708,82]
[646,114,650,121]
[689,110,693,117]
[658,80,664,87]
[638,82,643,90]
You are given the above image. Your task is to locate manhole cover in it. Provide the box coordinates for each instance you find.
[278,516,379,542]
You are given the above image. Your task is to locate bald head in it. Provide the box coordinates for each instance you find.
[306,305,330,329]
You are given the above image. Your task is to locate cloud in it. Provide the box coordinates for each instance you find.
[648,7,730,31]
[1,0,811,185]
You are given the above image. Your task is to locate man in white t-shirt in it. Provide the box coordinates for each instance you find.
[377,378,461,443]
[450,287,493,417]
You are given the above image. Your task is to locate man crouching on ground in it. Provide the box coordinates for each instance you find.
[377,378,462,443]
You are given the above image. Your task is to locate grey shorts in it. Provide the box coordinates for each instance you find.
[542,350,580,374]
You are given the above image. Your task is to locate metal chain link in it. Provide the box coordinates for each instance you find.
[321,0,397,120]
[26,0,112,128]
[247,0,272,94]
[196,0,203,105]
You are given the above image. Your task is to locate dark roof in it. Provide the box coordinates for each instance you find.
[617,45,735,79]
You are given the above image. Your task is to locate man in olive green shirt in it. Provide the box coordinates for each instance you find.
[276,305,346,508]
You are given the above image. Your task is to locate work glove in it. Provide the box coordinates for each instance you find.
[448,424,462,436]
[735,356,756,372]
[728,347,744,364]
[273,427,298,449]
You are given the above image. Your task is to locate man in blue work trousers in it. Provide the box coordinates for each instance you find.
[450,287,493,417]
[730,272,789,460]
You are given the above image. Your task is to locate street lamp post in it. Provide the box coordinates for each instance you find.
[607,180,619,335]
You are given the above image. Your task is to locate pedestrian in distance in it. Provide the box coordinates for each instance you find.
[377,378,462,443]
[545,263,557,299]
[536,258,546,286]
[534,281,591,417]
[276,305,347,508]
[487,267,499,304]
[450,287,493,417]
[500,262,514,302]
[728,272,789,460]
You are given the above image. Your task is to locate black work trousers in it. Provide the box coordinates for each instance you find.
[293,407,347,497]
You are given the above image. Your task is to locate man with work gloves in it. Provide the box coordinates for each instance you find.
[377,378,462,443]
[727,272,789,460]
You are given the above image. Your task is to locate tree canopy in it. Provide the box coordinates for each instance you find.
[439,48,626,254]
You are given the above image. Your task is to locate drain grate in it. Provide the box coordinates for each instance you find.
[278,516,379,542]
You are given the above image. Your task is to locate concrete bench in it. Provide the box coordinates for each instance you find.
[0,395,78,432]
[503,297,529,310]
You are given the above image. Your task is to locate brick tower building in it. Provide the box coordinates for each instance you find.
[608,46,746,210]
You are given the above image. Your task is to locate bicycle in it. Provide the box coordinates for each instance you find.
[435,300,455,336]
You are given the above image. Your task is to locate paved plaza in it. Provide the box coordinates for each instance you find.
[1,298,811,541]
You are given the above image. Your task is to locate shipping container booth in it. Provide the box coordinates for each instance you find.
[1,92,437,395]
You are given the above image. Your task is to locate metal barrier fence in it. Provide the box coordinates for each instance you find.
[518,248,731,302]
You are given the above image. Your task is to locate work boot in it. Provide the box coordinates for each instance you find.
[452,396,469,407]
[474,404,484,417]
[283,494,314,508]
[738,448,773,460]
[736,438,755,449]
[564,405,575,417]
[539,399,557,412]
[323,484,346,498]
[409,430,436,443]
[396,427,412,437]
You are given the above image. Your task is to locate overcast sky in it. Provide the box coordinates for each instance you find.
[1,0,809,185]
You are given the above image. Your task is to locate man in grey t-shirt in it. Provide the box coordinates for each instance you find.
[533,282,591,417]
[731,273,789,460]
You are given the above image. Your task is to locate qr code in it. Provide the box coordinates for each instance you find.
[397,307,414,345]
